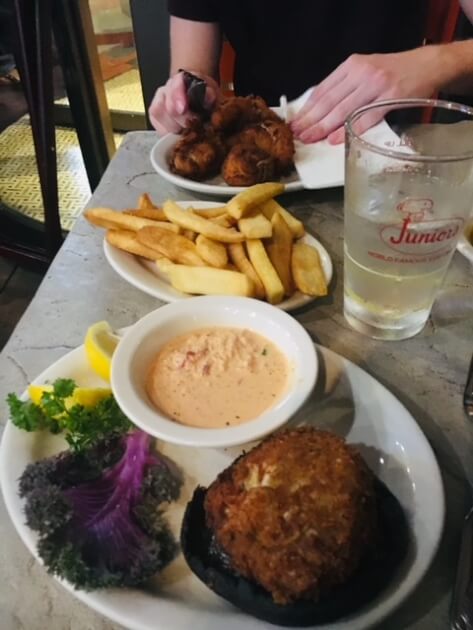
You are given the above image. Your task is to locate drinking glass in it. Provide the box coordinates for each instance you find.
[344,98,473,340]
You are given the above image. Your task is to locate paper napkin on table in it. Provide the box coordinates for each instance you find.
[284,89,408,189]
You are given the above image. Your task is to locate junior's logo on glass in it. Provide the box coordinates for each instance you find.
[381,216,463,256]
[396,197,434,222]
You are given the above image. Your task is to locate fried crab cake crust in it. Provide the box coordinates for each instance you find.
[204,428,377,605]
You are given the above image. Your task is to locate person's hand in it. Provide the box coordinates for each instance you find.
[149,71,220,135]
[291,48,440,144]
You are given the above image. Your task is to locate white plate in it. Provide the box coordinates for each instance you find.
[150,134,304,196]
[0,341,444,630]
[103,201,333,312]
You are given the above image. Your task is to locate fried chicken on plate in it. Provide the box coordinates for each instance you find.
[169,122,225,181]
[234,120,295,174]
[222,145,276,186]
[211,95,280,133]
[169,95,295,186]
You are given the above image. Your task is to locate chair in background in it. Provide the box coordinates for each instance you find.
[425,0,461,45]
[219,41,235,97]
[1,0,115,267]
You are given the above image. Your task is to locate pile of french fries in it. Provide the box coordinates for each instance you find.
[85,183,328,305]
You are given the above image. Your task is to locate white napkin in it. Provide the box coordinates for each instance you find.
[284,89,408,189]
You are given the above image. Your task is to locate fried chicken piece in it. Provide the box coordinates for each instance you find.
[211,96,280,133]
[205,428,377,605]
[237,120,295,174]
[222,145,276,186]
[170,96,294,184]
[170,123,225,181]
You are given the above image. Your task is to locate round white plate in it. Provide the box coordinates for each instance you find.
[1,341,444,630]
[103,201,333,312]
[150,134,304,196]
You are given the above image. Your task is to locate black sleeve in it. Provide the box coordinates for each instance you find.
[167,0,218,22]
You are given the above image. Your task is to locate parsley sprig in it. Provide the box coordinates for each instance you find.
[7,378,131,452]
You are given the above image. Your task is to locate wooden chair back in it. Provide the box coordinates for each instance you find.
[425,0,460,44]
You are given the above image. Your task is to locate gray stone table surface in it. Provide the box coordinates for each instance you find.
[1,132,473,629]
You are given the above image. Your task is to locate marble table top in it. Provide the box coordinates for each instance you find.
[1,132,472,630]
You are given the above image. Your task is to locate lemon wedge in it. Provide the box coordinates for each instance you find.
[28,384,111,408]
[84,321,119,382]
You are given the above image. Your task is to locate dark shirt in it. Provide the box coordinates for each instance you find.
[168,0,427,105]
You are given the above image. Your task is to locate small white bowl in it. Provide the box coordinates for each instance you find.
[457,219,473,265]
[111,296,317,448]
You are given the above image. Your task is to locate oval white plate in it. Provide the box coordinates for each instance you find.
[150,134,304,196]
[0,341,444,630]
[103,201,333,312]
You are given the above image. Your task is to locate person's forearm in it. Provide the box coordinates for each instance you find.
[426,40,473,95]
[170,16,222,81]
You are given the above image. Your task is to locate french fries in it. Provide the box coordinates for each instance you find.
[155,257,174,278]
[195,234,228,268]
[191,206,226,218]
[163,201,244,243]
[106,229,164,261]
[291,243,328,297]
[86,185,330,305]
[138,193,157,209]
[266,213,294,296]
[85,214,126,231]
[127,191,163,219]
[182,229,197,241]
[168,265,254,297]
[226,182,285,219]
[246,239,284,305]
[85,208,180,233]
[210,214,234,228]
[228,243,265,299]
[260,199,305,239]
[238,213,272,239]
[137,226,205,266]
[125,207,167,221]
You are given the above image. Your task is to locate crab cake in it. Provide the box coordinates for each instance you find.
[204,428,378,605]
